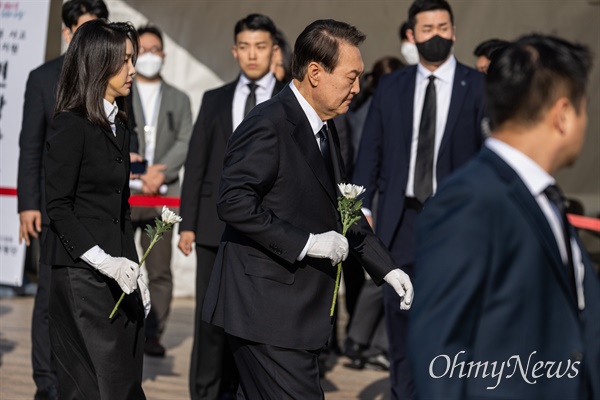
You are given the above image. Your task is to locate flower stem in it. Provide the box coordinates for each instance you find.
[329,223,350,317]
[109,234,161,319]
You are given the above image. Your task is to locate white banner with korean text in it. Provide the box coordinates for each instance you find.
[0,0,51,286]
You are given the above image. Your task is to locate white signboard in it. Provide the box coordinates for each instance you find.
[0,0,51,286]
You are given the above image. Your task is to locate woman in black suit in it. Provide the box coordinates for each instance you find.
[42,19,149,400]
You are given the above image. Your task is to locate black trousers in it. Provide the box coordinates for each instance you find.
[32,258,58,390]
[227,334,324,400]
[189,245,238,400]
[49,265,145,400]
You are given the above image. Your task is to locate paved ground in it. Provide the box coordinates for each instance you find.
[0,296,389,399]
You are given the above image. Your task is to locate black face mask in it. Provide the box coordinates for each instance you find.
[416,35,453,63]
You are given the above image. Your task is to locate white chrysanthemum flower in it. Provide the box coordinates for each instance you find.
[161,206,182,224]
[338,183,366,199]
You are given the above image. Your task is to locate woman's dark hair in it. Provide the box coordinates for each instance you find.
[351,56,405,111]
[274,29,292,83]
[55,19,139,131]
[292,19,366,81]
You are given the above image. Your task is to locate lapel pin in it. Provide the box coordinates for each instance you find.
[461,80,466,87]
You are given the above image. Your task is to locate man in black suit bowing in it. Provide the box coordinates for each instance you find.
[353,1,486,397]
[178,14,285,400]
[202,19,414,398]
[16,2,108,398]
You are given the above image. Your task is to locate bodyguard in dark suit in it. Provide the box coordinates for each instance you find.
[203,19,414,398]
[410,34,600,400]
[353,1,485,397]
[16,2,108,398]
[178,14,285,400]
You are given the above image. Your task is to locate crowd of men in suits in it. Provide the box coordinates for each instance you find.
[17,0,599,399]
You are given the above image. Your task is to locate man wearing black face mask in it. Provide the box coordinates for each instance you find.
[353,1,486,399]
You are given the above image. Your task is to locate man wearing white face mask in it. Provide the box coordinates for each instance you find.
[129,24,192,357]
[398,21,420,65]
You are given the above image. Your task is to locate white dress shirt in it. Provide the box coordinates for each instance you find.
[232,72,277,131]
[289,80,329,260]
[103,98,118,136]
[405,55,456,197]
[486,138,585,309]
[135,80,162,165]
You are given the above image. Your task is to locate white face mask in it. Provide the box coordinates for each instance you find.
[401,42,420,65]
[135,53,163,78]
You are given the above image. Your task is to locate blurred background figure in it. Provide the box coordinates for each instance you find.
[353,0,487,398]
[16,1,108,399]
[271,28,292,83]
[128,23,192,358]
[473,38,509,73]
[178,13,285,400]
[398,21,420,65]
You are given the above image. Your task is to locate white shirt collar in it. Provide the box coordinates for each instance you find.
[417,54,456,84]
[289,81,326,135]
[239,72,276,92]
[485,137,555,196]
[103,98,118,125]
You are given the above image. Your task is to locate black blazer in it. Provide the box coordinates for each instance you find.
[203,85,400,350]
[410,147,600,399]
[179,77,285,247]
[354,62,486,255]
[17,55,64,225]
[42,112,137,267]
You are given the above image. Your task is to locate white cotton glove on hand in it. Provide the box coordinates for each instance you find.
[95,256,140,294]
[384,268,414,310]
[137,274,151,318]
[307,231,349,266]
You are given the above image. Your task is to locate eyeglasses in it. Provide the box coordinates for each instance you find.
[139,46,163,55]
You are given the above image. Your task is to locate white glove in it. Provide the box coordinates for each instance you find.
[307,231,349,266]
[384,268,414,310]
[137,274,151,318]
[96,256,139,294]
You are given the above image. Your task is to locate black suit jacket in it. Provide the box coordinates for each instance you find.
[410,147,600,399]
[42,112,137,267]
[353,61,486,263]
[17,55,64,225]
[179,77,285,247]
[202,85,400,350]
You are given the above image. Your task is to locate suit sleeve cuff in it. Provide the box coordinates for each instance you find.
[297,233,314,261]
[81,245,109,268]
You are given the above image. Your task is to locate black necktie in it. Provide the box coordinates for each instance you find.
[414,75,436,204]
[244,82,257,117]
[317,124,334,181]
[544,184,577,295]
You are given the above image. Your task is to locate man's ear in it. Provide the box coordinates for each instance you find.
[306,62,321,87]
[551,97,572,136]
[406,28,416,45]
[232,45,238,62]
[62,27,73,44]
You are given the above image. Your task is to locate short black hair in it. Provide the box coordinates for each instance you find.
[473,38,509,59]
[486,34,592,128]
[292,19,366,81]
[138,24,164,49]
[62,0,109,30]
[398,21,410,41]
[55,19,139,131]
[408,0,454,30]
[234,13,277,43]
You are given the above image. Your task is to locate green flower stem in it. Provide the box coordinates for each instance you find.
[330,223,351,317]
[109,232,162,319]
